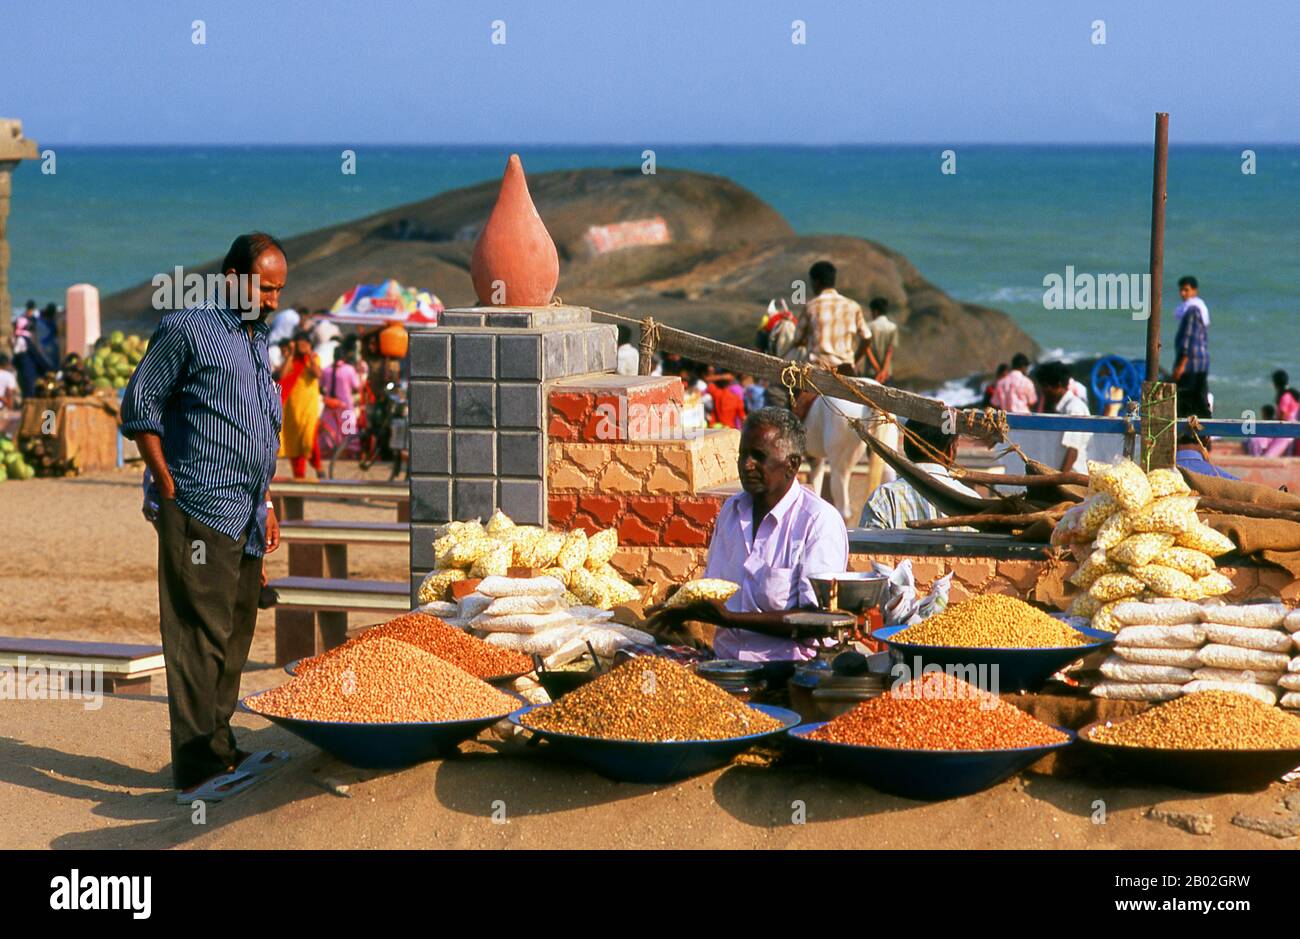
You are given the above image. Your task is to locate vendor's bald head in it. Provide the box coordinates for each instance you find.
[738,407,805,500]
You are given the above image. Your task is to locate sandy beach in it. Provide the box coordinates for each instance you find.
[2,465,1298,850]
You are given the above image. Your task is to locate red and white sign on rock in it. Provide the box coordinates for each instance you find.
[583,216,671,255]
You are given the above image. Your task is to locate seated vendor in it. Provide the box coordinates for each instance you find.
[683,406,850,662]
[857,418,979,529]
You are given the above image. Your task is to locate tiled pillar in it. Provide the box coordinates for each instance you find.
[406,305,616,601]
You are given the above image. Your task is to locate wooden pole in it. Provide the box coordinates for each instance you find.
[1141,112,1177,470]
[1145,112,1169,381]
[638,317,657,375]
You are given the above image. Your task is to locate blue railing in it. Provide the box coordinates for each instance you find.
[1001,413,1300,438]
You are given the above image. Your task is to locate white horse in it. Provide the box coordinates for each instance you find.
[804,396,899,524]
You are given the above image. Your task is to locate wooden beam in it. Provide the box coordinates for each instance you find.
[595,313,999,441]
[1146,112,1169,381]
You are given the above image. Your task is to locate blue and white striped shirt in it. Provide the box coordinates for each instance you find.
[121,302,282,557]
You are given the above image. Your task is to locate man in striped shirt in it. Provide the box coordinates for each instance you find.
[121,232,288,802]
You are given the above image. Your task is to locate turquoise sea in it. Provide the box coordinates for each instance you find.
[10,145,1299,417]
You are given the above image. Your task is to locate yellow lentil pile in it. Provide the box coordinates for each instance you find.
[248,637,518,724]
[891,594,1090,649]
[295,612,532,680]
[519,657,783,742]
[1089,690,1300,750]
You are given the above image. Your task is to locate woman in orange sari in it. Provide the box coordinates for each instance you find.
[279,332,323,477]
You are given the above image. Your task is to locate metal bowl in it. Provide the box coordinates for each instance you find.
[808,571,889,613]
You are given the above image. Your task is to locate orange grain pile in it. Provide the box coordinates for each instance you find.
[249,637,518,724]
[808,673,1069,750]
[295,612,532,679]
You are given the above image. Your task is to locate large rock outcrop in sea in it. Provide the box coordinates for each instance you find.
[102,167,1037,385]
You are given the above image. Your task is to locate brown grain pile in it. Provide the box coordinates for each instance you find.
[1089,690,1300,750]
[891,594,1089,649]
[807,673,1069,750]
[248,637,519,724]
[295,612,532,679]
[520,657,784,742]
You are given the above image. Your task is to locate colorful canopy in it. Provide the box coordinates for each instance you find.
[328,280,443,325]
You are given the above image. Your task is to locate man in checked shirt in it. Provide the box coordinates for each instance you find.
[122,232,289,803]
[792,260,871,375]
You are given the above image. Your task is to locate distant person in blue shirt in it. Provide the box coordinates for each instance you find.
[1172,275,1211,419]
[1175,433,1238,480]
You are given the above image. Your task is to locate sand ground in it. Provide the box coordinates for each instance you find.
[1,465,1297,850]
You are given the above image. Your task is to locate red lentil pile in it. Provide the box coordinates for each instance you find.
[808,673,1069,750]
[295,612,532,680]
[248,637,519,724]
[521,657,784,742]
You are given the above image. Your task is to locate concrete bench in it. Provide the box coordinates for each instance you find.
[270,478,410,523]
[278,518,409,585]
[269,576,410,666]
[0,637,165,695]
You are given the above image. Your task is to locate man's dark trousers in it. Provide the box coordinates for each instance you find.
[156,498,261,788]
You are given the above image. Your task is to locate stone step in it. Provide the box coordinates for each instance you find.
[547,374,685,442]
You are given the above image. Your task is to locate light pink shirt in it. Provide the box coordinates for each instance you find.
[704,482,849,662]
[996,369,1038,414]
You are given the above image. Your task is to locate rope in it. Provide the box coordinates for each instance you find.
[1139,385,1180,471]
[638,316,662,356]
[780,362,814,396]
[1185,414,1213,463]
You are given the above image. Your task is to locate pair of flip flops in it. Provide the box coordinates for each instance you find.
[174,749,289,804]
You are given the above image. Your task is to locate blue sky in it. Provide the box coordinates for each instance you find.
[3,0,1298,144]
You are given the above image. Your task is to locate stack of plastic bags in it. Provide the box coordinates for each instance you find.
[1054,460,1236,633]
[415,510,642,611]
[1093,599,1298,708]
[453,575,654,669]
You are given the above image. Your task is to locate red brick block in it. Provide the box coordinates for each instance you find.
[627,495,675,527]
[663,517,709,547]
[578,494,625,527]
[570,514,604,536]
[676,496,724,528]
[548,415,579,441]
[548,494,578,525]
[618,514,662,546]
[549,392,593,424]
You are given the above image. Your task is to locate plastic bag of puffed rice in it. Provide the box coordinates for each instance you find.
[1281,692,1300,710]
[555,529,590,571]
[1128,495,1200,535]
[1204,603,1288,630]
[1068,591,1101,619]
[1090,572,1146,602]
[1091,601,1123,633]
[1182,680,1279,707]
[586,528,619,567]
[1131,564,1199,600]
[1111,599,1202,626]
[1286,610,1300,633]
[1192,571,1233,599]
[1290,657,1300,673]
[482,632,529,651]
[1175,523,1236,557]
[1091,681,1185,701]
[1100,656,1194,684]
[1093,510,1135,550]
[1090,460,1153,512]
[1068,548,1119,589]
[1147,467,1191,498]
[1193,666,1284,686]
[1114,623,1205,648]
[484,593,564,617]
[470,540,513,579]
[1278,673,1300,692]
[1200,622,1293,653]
[1150,546,1216,579]
[1197,643,1292,672]
[1109,533,1176,568]
[476,575,566,598]
[1113,645,1203,667]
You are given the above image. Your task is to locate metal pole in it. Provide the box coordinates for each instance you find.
[1145,112,1169,381]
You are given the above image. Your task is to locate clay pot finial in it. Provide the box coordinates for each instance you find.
[470,154,559,306]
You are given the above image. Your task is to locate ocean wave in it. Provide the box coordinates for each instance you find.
[972,286,1044,304]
